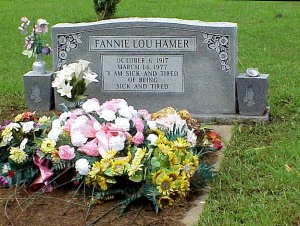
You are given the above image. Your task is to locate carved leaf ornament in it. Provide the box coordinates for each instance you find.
[203,33,230,72]
[57,33,83,70]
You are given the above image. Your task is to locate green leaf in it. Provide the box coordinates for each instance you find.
[129,173,143,182]
[150,157,160,167]
[106,177,117,184]
[22,49,34,58]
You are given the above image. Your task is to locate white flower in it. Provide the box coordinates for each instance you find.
[108,135,125,151]
[118,106,137,120]
[82,98,101,113]
[51,76,65,89]
[147,121,157,130]
[56,66,74,81]
[8,123,21,131]
[48,127,62,142]
[146,134,158,145]
[75,158,91,176]
[59,112,71,122]
[57,82,73,98]
[22,121,35,133]
[20,138,28,150]
[83,70,99,84]
[99,109,116,121]
[187,129,197,147]
[71,115,89,132]
[114,117,130,131]
[155,113,186,131]
[77,60,91,71]
[2,164,10,173]
[71,130,88,147]
[52,119,61,129]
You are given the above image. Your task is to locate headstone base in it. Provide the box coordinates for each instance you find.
[193,106,270,124]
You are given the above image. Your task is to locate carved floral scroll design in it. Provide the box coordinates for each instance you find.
[203,33,230,72]
[56,33,83,70]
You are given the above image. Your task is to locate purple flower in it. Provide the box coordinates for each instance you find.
[0,120,12,131]
[0,176,9,187]
[41,46,51,55]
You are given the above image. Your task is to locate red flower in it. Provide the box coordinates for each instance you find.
[213,141,223,150]
[20,112,34,122]
[8,170,15,178]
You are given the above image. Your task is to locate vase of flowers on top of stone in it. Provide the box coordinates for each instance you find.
[20,17,54,111]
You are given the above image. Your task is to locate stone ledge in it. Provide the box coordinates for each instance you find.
[193,107,270,124]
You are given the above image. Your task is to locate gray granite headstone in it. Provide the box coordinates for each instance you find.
[52,18,238,114]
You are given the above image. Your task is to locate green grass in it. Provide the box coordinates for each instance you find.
[0,0,300,225]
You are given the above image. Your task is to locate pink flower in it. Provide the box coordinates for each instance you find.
[133,117,144,132]
[69,109,85,119]
[138,109,150,120]
[35,18,49,34]
[95,123,128,157]
[64,118,75,132]
[78,139,99,156]
[132,132,144,146]
[101,99,127,112]
[58,145,76,160]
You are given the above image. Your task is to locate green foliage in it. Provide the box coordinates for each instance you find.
[93,0,121,20]
[191,163,217,189]
[165,124,188,141]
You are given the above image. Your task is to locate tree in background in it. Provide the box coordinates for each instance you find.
[93,0,121,20]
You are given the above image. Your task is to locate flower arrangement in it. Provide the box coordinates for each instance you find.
[0,98,222,212]
[19,17,51,58]
[52,60,99,106]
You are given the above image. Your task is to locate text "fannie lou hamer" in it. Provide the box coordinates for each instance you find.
[93,38,190,49]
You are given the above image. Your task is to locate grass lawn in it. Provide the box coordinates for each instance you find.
[0,0,300,225]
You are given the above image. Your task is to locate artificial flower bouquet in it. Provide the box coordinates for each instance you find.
[19,17,51,58]
[52,60,99,106]
[0,98,222,212]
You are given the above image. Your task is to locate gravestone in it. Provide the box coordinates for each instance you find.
[52,18,238,115]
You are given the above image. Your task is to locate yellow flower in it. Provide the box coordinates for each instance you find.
[131,147,146,165]
[128,163,143,176]
[174,179,190,197]
[152,169,162,184]
[97,175,108,190]
[177,109,191,120]
[181,159,196,178]
[1,126,11,137]
[0,127,13,146]
[38,116,51,124]
[167,170,179,181]
[192,155,199,168]
[9,147,27,163]
[157,143,172,155]
[89,161,103,179]
[157,174,175,196]
[125,151,132,163]
[151,107,176,120]
[14,114,23,122]
[172,137,190,150]
[103,149,117,159]
[156,134,169,145]
[168,152,178,165]
[41,138,56,154]
[100,158,111,171]
[158,196,174,208]
[112,159,125,175]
